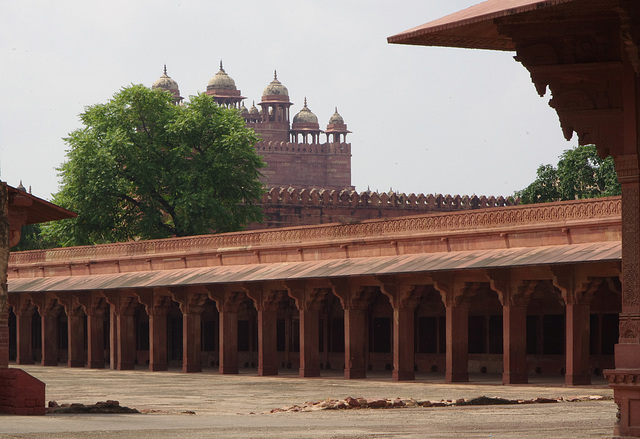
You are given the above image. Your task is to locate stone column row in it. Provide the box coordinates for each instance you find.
[7,272,602,386]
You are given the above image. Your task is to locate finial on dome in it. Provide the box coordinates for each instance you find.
[274,70,278,80]
[304,97,308,107]
[163,64,167,76]
[219,60,224,72]
[335,107,338,113]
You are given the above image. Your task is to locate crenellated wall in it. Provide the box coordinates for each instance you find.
[255,142,352,191]
[251,186,520,229]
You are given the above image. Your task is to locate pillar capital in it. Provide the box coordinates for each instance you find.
[243,284,286,312]
[330,278,378,310]
[551,266,596,305]
[206,286,245,313]
[285,281,329,311]
[171,287,207,315]
[375,275,423,309]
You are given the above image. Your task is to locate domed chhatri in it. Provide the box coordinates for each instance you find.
[205,61,245,108]
[325,107,351,143]
[292,98,318,124]
[262,70,289,98]
[291,97,322,144]
[328,107,344,125]
[152,65,183,104]
[207,60,237,91]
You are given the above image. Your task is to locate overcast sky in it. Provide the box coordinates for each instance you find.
[1,0,578,201]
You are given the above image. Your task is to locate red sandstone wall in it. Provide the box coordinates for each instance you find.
[255,142,352,191]
[0,368,45,415]
[250,187,519,229]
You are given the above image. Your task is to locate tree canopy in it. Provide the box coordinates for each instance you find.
[43,85,265,247]
[515,144,620,204]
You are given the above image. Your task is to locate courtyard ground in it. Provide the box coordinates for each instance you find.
[0,365,617,438]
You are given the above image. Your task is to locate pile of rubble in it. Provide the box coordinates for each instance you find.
[47,400,139,414]
[267,394,610,413]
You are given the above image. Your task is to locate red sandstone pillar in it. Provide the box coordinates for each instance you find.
[393,307,415,381]
[331,282,372,380]
[105,294,137,370]
[257,309,278,376]
[565,301,591,385]
[171,289,206,374]
[182,311,202,373]
[299,308,320,377]
[245,287,281,376]
[219,309,238,374]
[208,288,244,374]
[446,305,469,383]
[67,308,85,368]
[377,279,421,382]
[116,310,135,370]
[149,309,168,371]
[136,290,170,372]
[344,307,367,379]
[109,306,117,369]
[14,305,34,365]
[41,310,58,367]
[86,308,105,369]
[286,284,328,378]
[502,304,528,384]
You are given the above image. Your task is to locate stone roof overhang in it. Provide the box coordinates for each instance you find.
[8,241,620,293]
[8,185,76,225]
[387,0,577,50]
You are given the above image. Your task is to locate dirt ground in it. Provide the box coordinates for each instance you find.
[0,365,617,438]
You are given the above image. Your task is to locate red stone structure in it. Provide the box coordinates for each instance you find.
[0,183,75,415]
[153,65,353,191]
[6,197,622,393]
[388,1,640,436]
[250,187,519,229]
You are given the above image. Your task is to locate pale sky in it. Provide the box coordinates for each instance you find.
[1,0,577,201]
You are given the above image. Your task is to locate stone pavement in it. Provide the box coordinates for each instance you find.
[0,365,617,438]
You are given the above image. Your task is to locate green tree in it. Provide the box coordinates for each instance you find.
[516,144,620,204]
[43,85,264,247]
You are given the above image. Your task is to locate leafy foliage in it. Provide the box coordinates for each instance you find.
[516,144,620,204]
[42,85,264,247]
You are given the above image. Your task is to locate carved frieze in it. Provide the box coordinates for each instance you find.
[619,312,640,342]
[8,197,622,269]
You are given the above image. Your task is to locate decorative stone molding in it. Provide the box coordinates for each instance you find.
[255,141,351,156]
[9,197,621,267]
[619,313,640,342]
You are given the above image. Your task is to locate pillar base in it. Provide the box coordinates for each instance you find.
[445,372,469,383]
[182,364,202,373]
[605,369,640,438]
[149,363,167,372]
[299,368,320,378]
[219,365,238,374]
[116,362,134,370]
[258,366,278,376]
[393,370,415,381]
[502,372,528,385]
[565,374,591,386]
[345,369,366,379]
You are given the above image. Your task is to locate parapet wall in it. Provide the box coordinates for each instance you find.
[251,187,521,229]
[255,141,351,156]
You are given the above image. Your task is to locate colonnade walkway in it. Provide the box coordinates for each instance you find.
[0,364,616,438]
